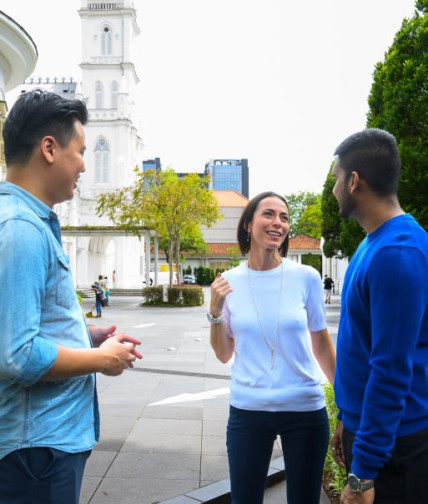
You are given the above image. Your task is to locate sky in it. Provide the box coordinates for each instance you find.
[2,0,418,198]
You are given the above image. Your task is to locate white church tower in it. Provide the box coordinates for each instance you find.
[78,0,143,210]
[60,0,147,288]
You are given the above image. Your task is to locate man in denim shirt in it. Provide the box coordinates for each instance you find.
[0,90,142,504]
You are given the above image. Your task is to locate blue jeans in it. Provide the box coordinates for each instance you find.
[227,406,329,504]
[95,296,102,315]
[0,447,90,504]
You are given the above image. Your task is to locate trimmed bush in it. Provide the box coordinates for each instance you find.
[142,286,163,304]
[323,382,347,498]
[195,266,217,285]
[167,286,181,305]
[141,285,204,307]
[181,285,204,306]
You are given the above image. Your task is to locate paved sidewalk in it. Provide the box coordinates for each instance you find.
[80,292,340,503]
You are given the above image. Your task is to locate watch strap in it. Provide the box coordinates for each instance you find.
[348,473,374,492]
[207,312,224,324]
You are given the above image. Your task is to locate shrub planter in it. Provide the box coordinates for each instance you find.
[142,285,204,307]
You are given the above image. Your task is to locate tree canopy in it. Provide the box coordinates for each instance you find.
[96,168,221,285]
[284,191,319,236]
[367,1,428,229]
[321,167,365,258]
[296,196,322,239]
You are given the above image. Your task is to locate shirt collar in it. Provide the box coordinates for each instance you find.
[0,181,62,244]
[0,180,53,220]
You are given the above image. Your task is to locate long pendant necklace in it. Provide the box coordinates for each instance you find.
[247,260,284,369]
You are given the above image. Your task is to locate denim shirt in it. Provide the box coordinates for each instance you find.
[0,181,99,460]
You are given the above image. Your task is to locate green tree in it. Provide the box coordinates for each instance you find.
[296,196,322,239]
[284,191,319,236]
[321,170,342,258]
[367,1,428,229]
[301,253,322,274]
[227,245,242,268]
[97,168,221,286]
[321,168,365,258]
[158,223,208,264]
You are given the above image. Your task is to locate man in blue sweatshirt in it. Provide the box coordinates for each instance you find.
[330,129,428,504]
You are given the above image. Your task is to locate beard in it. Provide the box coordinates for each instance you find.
[338,187,356,218]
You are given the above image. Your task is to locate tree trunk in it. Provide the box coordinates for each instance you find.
[175,237,181,284]
[168,234,174,287]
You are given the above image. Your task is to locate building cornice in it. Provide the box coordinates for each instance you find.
[61,225,156,237]
[0,10,38,93]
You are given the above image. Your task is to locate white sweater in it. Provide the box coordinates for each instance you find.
[222,259,327,412]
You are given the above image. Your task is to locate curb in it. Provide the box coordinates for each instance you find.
[158,457,285,504]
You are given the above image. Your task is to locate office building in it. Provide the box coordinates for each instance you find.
[204,158,249,198]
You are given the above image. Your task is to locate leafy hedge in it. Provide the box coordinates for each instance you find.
[142,286,163,305]
[194,266,225,285]
[142,285,204,306]
[323,383,347,497]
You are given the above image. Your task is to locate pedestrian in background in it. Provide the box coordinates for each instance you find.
[209,191,336,504]
[92,280,104,317]
[323,274,334,304]
[104,275,111,305]
[330,129,428,504]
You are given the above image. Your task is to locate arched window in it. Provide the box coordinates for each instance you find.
[111,81,119,108]
[94,138,110,184]
[101,26,112,55]
[95,81,104,109]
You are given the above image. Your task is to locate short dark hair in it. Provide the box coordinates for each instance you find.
[237,191,289,257]
[334,128,401,196]
[3,89,88,166]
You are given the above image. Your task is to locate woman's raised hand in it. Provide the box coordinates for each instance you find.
[210,273,232,316]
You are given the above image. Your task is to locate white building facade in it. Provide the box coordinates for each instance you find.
[0,10,37,178]
[60,0,146,288]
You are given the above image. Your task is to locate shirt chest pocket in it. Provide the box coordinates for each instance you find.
[56,254,75,309]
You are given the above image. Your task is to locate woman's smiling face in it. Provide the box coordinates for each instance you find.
[247,196,289,251]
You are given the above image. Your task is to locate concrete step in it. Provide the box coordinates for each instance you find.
[110,288,143,296]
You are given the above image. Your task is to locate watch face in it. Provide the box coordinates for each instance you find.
[348,474,359,491]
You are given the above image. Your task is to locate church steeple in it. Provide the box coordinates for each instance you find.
[79,0,140,76]
[77,0,143,197]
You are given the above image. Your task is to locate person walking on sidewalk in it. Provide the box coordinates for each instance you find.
[93,280,105,317]
[209,191,336,504]
[330,129,428,504]
[0,90,142,504]
[323,274,334,304]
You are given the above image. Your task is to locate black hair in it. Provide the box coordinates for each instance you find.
[334,128,401,196]
[3,89,88,166]
[237,191,289,257]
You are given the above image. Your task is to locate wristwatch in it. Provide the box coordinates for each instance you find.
[348,473,374,492]
[207,312,224,324]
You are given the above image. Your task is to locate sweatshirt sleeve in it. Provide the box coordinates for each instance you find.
[351,245,428,478]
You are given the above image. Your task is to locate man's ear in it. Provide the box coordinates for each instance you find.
[348,171,360,194]
[40,136,56,164]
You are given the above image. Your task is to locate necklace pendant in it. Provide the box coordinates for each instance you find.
[271,348,276,369]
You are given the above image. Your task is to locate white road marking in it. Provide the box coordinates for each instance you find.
[133,323,156,328]
[148,387,230,406]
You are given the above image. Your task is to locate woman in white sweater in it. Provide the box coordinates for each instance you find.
[209,191,336,504]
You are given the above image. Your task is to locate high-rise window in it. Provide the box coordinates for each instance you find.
[204,159,249,197]
[111,81,119,108]
[101,26,112,55]
[94,138,110,183]
[95,81,104,109]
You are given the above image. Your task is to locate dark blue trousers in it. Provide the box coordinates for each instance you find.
[226,406,329,504]
[343,426,428,504]
[0,447,90,504]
